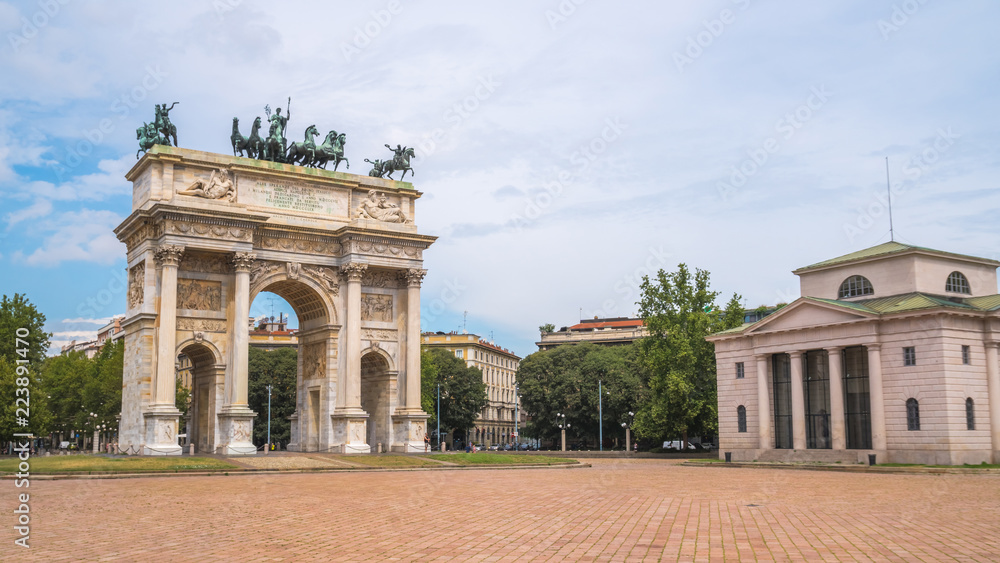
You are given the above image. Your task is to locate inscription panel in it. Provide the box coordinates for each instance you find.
[238,175,348,216]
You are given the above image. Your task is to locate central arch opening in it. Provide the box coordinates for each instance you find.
[178,341,223,453]
[360,352,393,451]
[250,275,337,452]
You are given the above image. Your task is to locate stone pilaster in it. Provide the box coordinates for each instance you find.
[827,347,846,450]
[144,244,185,455]
[866,344,888,451]
[789,351,806,450]
[755,354,772,450]
[217,251,257,455]
[332,262,370,453]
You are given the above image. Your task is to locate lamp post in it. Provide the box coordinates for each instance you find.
[513,384,519,449]
[436,383,441,451]
[556,413,570,452]
[266,384,272,454]
[621,411,634,453]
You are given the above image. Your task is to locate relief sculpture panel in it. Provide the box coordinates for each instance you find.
[177,279,223,311]
[361,294,393,322]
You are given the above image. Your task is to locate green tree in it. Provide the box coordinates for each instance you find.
[633,264,743,446]
[0,293,53,441]
[248,347,297,447]
[39,350,94,442]
[422,348,486,439]
[420,348,440,438]
[517,342,646,448]
[539,323,555,334]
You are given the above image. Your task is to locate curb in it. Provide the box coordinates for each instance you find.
[681,461,1000,475]
[1,461,590,481]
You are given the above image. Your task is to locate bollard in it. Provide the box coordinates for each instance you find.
[725,452,732,463]
[189,443,195,455]
[377,442,382,454]
[868,453,876,466]
[440,443,446,452]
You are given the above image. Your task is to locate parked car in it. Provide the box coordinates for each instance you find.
[488,444,500,451]
[662,440,697,450]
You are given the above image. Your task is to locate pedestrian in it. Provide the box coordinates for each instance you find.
[634,441,639,453]
[423,433,430,453]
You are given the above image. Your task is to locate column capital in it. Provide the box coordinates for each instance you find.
[788,350,805,359]
[339,262,368,282]
[826,346,843,353]
[230,252,257,273]
[754,353,770,362]
[985,341,1000,350]
[866,343,882,353]
[154,244,185,267]
[401,268,427,288]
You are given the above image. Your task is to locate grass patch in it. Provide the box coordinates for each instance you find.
[336,455,436,468]
[0,455,239,474]
[428,453,575,466]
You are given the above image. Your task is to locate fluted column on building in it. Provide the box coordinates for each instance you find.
[827,347,846,450]
[391,268,430,452]
[866,344,887,451]
[144,244,185,455]
[985,342,1000,463]
[332,262,370,453]
[789,351,806,450]
[217,251,258,455]
[755,354,772,450]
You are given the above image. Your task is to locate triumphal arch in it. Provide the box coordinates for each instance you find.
[115,145,435,455]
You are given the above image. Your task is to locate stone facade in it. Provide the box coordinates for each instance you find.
[537,317,647,351]
[421,332,523,446]
[708,242,1000,465]
[115,145,435,455]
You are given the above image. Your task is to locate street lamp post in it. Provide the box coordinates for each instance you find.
[266,384,272,454]
[514,384,519,450]
[437,383,441,451]
[598,381,602,452]
[556,413,570,452]
[621,411,634,453]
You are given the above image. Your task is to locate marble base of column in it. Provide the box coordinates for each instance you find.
[286,412,300,452]
[332,408,371,453]
[217,405,257,455]
[143,408,183,456]
[391,412,430,453]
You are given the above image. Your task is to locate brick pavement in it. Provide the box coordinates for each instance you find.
[7,458,1000,561]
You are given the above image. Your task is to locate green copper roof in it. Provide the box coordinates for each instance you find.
[858,293,976,314]
[964,294,1000,311]
[794,241,996,273]
[805,297,877,314]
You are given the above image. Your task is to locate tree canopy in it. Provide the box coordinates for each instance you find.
[248,347,297,447]
[517,342,646,447]
[632,264,743,444]
[421,347,486,439]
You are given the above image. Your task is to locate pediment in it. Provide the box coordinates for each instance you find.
[746,299,874,334]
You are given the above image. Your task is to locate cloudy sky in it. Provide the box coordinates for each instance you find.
[2,1,999,357]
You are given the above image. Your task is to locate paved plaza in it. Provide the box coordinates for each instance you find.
[10,458,1000,561]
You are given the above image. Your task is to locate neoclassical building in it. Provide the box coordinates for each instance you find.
[115,146,434,455]
[421,331,523,446]
[708,242,1000,465]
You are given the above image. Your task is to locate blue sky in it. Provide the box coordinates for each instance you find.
[1,1,999,357]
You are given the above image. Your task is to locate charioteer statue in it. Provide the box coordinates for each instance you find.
[137,102,179,158]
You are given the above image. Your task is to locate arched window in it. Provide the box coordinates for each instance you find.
[946,271,971,294]
[906,398,920,431]
[737,405,747,433]
[839,275,874,298]
[966,398,975,431]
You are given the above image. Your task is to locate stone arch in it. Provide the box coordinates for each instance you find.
[360,344,396,372]
[177,340,225,453]
[360,351,395,451]
[250,271,338,330]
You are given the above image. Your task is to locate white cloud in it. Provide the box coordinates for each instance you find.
[60,317,114,325]
[51,330,98,339]
[15,208,124,266]
[5,197,52,227]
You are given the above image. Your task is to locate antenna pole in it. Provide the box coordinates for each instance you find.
[885,157,894,242]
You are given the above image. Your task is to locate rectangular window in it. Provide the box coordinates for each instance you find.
[455,349,463,359]
[903,347,916,366]
[962,345,971,365]
[735,362,745,379]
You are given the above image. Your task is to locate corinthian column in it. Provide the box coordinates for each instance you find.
[402,268,427,412]
[229,252,256,407]
[340,262,367,410]
[153,245,184,407]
